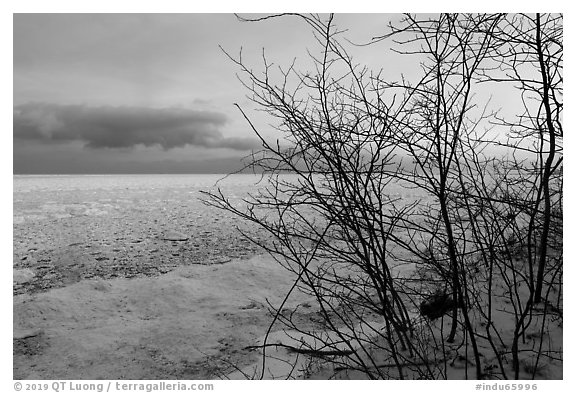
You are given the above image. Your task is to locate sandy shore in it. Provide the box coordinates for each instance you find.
[13,255,319,379]
[13,252,563,380]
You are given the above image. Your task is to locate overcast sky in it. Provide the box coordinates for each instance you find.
[14,13,411,174]
[14,13,528,174]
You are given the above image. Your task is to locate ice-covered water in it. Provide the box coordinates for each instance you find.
[13,173,426,294]
[14,174,263,219]
[13,174,276,293]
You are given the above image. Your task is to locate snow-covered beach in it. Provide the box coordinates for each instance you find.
[13,174,562,380]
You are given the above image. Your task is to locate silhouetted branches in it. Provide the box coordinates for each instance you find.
[202,13,562,380]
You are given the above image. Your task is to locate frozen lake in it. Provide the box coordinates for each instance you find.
[13,174,272,293]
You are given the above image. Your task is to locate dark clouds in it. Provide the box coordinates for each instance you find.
[13,103,260,151]
[12,14,398,174]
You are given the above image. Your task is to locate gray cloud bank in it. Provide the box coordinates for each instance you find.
[14,103,260,151]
